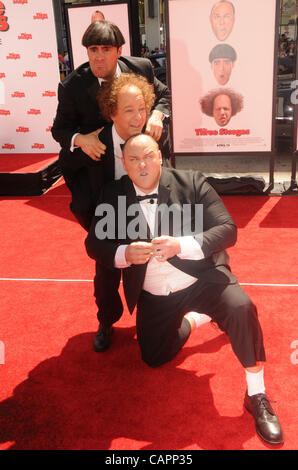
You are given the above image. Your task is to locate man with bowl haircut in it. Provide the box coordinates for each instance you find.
[51,20,171,230]
[209,44,237,85]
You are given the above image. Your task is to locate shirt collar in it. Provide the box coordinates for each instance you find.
[97,63,121,86]
[112,124,125,158]
[133,183,159,197]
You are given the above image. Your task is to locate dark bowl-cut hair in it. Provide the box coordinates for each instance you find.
[82,20,125,48]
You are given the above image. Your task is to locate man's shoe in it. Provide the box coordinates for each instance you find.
[244,392,284,444]
[93,325,113,352]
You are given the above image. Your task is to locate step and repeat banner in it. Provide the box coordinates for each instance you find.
[0,0,60,153]
[166,0,279,155]
[66,1,131,71]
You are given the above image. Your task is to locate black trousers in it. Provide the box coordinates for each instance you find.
[136,280,266,369]
[94,261,124,328]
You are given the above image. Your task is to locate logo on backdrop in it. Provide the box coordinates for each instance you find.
[13,0,28,4]
[42,91,56,97]
[27,108,41,115]
[23,71,37,77]
[0,108,10,115]
[32,143,45,149]
[0,73,6,78]
[2,143,15,149]
[0,1,9,32]
[6,53,20,60]
[38,52,52,59]
[18,33,32,40]
[33,13,48,20]
[11,91,25,98]
[16,126,29,133]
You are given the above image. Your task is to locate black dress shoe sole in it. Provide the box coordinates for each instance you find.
[244,401,284,445]
[93,327,114,353]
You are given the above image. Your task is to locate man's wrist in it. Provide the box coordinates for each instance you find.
[151,109,164,121]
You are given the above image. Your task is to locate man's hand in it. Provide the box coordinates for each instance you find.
[125,242,154,265]
[151,236,181,262]
[74,127,106,161]
[145,110,164,141]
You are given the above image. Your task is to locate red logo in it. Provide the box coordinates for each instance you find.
[0,1,9,32]
[11,91,25,98]
[38,52,52,59]
[0,109,10,115]
[18,33,32,40]
[32,143,45,149]
[0,73,6,78]
[23,71,37,77]
[42,90,56,97]
[13,0,28,4]
[27,108,41,115]
[33,12,48,20]
[16,126,29,133]
[46,126,52,132]
[6,53,20,60]
[2,143,15,149]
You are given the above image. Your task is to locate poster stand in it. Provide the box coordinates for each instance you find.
[283,32,298,194]
[165,0,280,195]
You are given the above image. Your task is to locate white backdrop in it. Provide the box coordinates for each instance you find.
[0,0,60,154]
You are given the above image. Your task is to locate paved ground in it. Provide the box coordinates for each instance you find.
[175,151,298,186]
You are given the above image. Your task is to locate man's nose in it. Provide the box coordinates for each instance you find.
[95,50,104,61]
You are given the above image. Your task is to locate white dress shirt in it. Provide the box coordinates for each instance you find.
[114,185,205,296]
[111,125,128,180]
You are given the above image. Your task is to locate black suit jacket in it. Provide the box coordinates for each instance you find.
[51,56,171,230]
[85,168,238,313]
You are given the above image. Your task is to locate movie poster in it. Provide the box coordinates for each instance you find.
[0,0,60,153]
[66,2,131,70]
[167,0,278,154]
[294,51,298,153]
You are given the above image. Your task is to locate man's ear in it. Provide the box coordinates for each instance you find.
[117,46,122,58]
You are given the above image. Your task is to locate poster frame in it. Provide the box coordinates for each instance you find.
[64,0,140,73]
[165,0,281,188]
[291,32,298,187]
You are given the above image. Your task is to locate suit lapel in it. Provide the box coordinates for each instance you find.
[155,169,172,237]
[101,125,115,182]
[85,68,100,102]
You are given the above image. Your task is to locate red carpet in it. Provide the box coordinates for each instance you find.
[0,154,59,173]
[0,182,297,450]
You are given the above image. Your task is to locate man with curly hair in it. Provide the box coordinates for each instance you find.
[84,73,159,353]
[200,88,243,127]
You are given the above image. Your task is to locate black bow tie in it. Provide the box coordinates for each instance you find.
[136,193,158,203]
